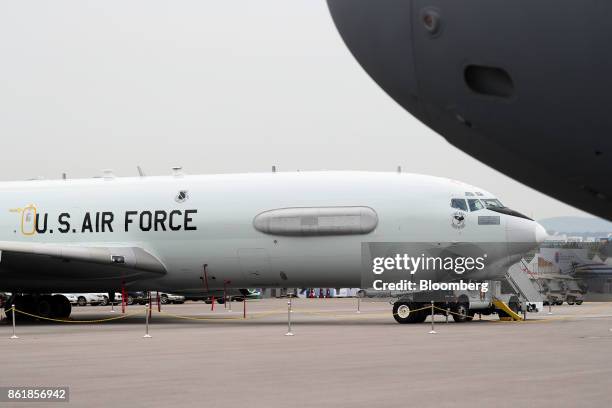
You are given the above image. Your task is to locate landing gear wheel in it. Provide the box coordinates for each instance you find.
[77,296,87,307]
[53,295,71,319]
[161,295,169,304]
[452,303,474,323]
[9,295,47,321]
[6,295,24,322]
[37,295,54,319]
[50,295,64,318]
[19,295,36,321]
[393,302,425,324]
[216,297,226,305]
[576,300,583,305]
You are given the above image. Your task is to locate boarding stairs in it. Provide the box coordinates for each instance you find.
[499,260,546,320]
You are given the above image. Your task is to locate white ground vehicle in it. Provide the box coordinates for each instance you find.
[109,292,185,305]
[58,293,106,306]
[159,293,185,304]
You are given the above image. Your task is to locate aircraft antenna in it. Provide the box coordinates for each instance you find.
[171,166,184,177]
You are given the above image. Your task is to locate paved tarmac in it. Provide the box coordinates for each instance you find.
[2,299,612,408]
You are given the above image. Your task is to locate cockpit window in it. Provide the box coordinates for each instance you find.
[468,199,484,212]
[451,198,468,211]
[482,199,504,208]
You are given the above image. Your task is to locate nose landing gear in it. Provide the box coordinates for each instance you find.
[451,302,475,323]
[392,301,427,324]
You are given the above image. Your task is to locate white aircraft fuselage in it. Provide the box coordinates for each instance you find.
[0,171,545,293]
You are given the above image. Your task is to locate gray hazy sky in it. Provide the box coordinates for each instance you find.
[0,1,589,220]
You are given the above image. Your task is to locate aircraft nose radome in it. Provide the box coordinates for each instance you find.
[535,223,548,244]
[506,217,547,246]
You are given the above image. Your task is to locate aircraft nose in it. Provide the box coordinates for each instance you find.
[535,223,548,243]
[506,216,547,246]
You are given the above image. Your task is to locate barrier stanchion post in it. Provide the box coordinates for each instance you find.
[223,281,227,310]
[243,297,246,319]
[357,297,361,314]
[446,307,450,324]
[548,302,553,315]
[10,305,18,339]
[428,301,437,334]
[225,280,233,312]
[157,291,161,312]
[211,296,215,312]
[143,304,152,338]
[121,284,126,314]
[285,298,294,336]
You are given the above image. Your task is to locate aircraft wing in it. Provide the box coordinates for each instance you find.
[0,241,166,275]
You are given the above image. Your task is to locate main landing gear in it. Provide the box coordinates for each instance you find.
[4,294,71,321]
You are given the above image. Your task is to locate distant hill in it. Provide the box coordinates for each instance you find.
[538,216,612,236]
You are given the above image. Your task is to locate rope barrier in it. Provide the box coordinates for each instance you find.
[0,307,294,324]
[139,308,322,321]
[433,305,474,319]
[4,303,600,326]
[0,304,439,324]
[12,308,143,323]
[398,305,431,314]
[156,309,244,321]
[289,305,431,318]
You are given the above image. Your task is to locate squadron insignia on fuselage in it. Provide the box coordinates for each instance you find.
[451,211,466,229]
[175,190,189,203]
